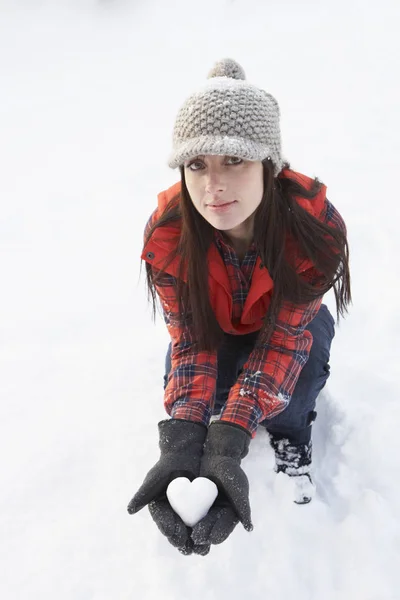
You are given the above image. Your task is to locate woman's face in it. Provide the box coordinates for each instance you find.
[183,155,264,241]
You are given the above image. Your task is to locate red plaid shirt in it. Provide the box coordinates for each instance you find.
[146,199,345,437]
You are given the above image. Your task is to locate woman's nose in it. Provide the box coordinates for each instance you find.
[205,173,226,194]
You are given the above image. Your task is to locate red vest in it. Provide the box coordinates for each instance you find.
[141,169,327,335]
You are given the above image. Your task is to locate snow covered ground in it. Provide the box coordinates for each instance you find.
[1,0,399,598]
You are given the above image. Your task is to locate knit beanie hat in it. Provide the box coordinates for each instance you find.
[168,58,284,177]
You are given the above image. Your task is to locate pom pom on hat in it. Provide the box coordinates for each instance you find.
[207,58,246,81]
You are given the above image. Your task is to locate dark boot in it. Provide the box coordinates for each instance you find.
[269,434,315,504]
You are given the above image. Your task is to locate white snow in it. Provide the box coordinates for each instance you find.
[166,477,219,527]
[1,0,399,599]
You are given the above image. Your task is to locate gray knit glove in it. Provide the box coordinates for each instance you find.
[191,421,254,547]
[127,419,210,556]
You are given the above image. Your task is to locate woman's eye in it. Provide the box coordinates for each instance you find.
[187,161,203,171]
[226,156,243,165]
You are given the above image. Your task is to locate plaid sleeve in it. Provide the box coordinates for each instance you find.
[153,271,217,426]
[220,297,322,437]
[323,198,347,235]
[300,198,347,286]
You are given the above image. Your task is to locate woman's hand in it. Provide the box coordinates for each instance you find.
[191,421,253,547]
[127,419,210,555]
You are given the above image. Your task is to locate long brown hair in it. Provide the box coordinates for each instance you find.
[144,159,351,352]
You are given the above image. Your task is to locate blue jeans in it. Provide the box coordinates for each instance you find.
[163,304,335,445]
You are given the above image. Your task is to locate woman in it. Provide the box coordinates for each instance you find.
[127,59,351,556]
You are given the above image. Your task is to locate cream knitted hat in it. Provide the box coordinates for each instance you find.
[168,58,284,176]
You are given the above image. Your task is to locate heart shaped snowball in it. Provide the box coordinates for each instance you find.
[166,477,219,527]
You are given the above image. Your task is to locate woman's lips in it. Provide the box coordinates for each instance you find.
[207,201,237,212]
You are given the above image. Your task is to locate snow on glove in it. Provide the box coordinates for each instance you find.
[191,421,253,547]
[127,418,210,556]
